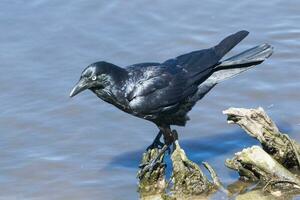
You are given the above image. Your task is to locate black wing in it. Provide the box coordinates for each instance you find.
[126,65,197,115]
[163,30,249,84]
[125,30,249,115]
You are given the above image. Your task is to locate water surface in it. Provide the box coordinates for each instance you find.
[0,0,300,199]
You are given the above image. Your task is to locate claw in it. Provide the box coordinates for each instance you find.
[139,128,178,179]
[138,159,165,179]
[146,131,164,151]
[138,144,170,179]
[146,140,164,151]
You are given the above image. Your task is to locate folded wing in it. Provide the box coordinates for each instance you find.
[126,66,197,115]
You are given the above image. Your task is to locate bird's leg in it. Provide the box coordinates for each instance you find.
[146,130,172,154]
[171,129,179,151]
[138,126,176,178]
[146,130,164,151]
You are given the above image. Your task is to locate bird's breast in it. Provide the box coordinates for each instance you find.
[92,88,132,113]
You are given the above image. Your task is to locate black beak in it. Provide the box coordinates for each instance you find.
[69,79,88,97]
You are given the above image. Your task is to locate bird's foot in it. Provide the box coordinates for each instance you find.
[137,147,167,194]
[146,131,164,150]
[146,142,171,155]
[146,139,164,151]
[138,144,169,179]
[138,159,165,179]
[138,129,177,179]
[146,131,171,154]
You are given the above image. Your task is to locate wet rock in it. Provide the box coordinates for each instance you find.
[223,107,300,169]
[224,107,300,196]
[226,145,300,186]
[170,140,222,198]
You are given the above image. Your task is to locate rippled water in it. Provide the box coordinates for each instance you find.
[1,0,300,199]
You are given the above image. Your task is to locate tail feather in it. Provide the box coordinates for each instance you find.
[214,30,249,59]
[217,43,273,69]
[166,30,249,75]
[209,43,273,83]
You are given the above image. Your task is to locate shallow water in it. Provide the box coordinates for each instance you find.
[0,0,300,199]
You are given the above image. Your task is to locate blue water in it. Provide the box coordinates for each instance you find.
[0,0,300,199]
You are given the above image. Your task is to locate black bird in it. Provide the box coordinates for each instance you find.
[70,30,273,175]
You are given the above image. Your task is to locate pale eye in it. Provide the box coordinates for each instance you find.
[91,75,97,81]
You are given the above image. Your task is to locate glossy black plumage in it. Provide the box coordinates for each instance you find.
[71,31,273,128]
[70,30,273,175]
[70,30,273,128]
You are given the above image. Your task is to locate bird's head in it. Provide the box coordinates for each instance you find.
[70,61,123,97]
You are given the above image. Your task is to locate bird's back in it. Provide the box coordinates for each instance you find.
[123,63,195,118]
[118,30,263,126]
